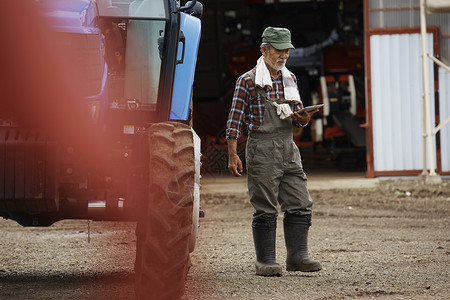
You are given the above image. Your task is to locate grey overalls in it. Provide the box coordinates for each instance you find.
[246,75,313,220]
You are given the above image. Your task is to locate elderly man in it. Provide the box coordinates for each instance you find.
[226,27,322,276]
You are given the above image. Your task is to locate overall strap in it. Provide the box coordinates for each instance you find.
[246,71,268,99]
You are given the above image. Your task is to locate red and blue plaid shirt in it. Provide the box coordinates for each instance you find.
[226,67,303,140]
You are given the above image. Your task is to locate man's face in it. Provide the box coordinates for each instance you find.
[262,45,290,72]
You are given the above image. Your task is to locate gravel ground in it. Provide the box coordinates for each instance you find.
[1,178,449,300]
[0,220,136,299]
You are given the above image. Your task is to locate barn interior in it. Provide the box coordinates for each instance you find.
[191,0,366,176]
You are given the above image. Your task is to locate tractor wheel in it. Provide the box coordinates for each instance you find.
[135,121,198,300]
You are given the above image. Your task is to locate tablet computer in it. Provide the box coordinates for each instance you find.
[298,104,324,113]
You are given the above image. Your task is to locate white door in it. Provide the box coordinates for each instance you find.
[370,33,436,173]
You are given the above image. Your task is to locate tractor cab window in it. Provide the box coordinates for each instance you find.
[97,0,166,19]
[97,0,168,109]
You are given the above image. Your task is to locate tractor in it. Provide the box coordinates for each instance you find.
[0,0,203,299]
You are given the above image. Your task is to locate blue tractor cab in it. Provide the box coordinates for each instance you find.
[1,1,203,299]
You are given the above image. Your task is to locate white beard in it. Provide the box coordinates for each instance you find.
[266,59,286,71]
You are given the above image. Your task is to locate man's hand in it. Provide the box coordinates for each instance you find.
[228,139,243,177]
[291,109,319,126]
[228,153,243,177]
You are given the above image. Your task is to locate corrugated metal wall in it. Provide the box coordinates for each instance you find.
[439,68,450,172]
[368,0,450,65]
[370,33,436,172]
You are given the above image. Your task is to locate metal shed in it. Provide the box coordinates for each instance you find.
[364,0,450,178]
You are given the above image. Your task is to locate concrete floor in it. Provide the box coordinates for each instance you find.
[201,169,379,194]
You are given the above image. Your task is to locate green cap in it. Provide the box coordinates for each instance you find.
[262,26,294,50]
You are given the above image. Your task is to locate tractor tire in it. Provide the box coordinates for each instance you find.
[135,121,198,300]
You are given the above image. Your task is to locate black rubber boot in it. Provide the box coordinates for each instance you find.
[283,213,322,272]
[252,217,282,276]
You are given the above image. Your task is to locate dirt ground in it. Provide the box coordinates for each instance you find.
[0,176,449,300]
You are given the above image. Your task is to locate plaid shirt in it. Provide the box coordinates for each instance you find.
[226,67,303,140]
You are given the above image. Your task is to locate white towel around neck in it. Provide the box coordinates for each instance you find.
[254,56,301,103]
